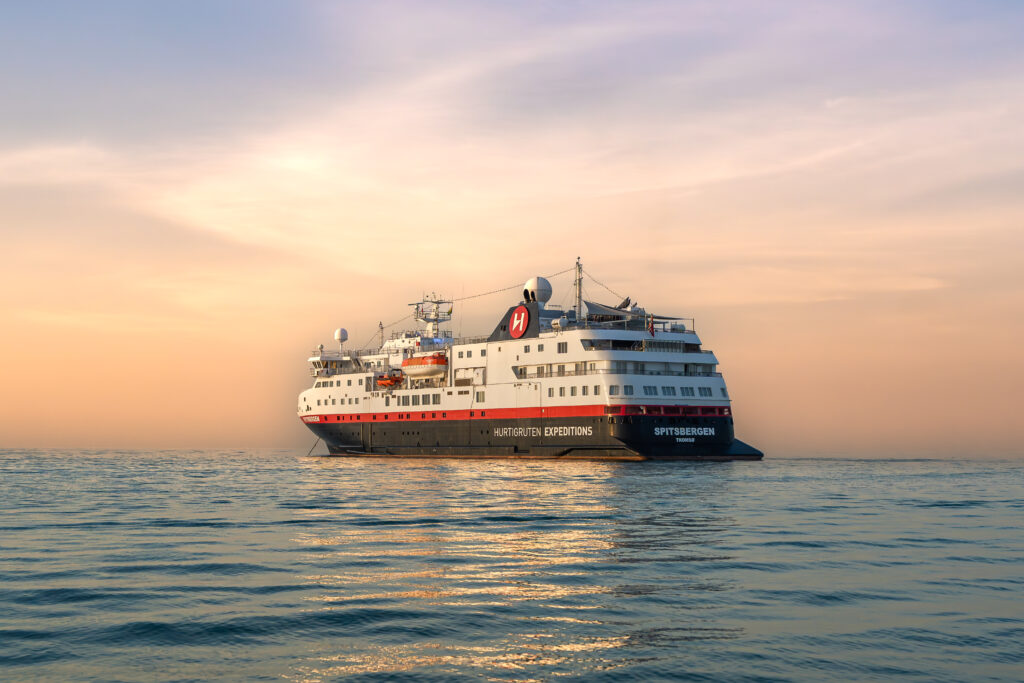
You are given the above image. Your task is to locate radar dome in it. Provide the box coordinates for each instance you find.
[523,276,552,304]
[334,328,348,344]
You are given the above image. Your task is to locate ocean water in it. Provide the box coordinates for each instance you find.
[0,451,1021,682]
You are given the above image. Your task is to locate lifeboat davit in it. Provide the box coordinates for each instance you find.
[401,351,448,379]
[375,369,404,387]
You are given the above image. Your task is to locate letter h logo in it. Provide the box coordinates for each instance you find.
[509,305,529,338]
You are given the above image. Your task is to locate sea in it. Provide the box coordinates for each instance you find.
[1,451,1021,682]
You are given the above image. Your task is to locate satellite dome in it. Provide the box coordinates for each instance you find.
[334,328,348,344]
[523,276,552,304]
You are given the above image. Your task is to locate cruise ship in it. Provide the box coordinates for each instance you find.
[298,261,763,460]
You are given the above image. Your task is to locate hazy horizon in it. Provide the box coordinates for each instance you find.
[2,1,1022,457]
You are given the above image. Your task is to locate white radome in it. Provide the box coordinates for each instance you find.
[524,276,552,304]
[334,328,348,344]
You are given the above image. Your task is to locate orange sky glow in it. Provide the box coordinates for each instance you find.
[1,2,1022,456]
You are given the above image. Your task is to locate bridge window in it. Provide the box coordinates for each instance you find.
[699,387,713,397]
[643,386,657,396]
[661,386,676,396]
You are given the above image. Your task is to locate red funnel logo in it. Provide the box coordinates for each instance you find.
[509,305,529,338]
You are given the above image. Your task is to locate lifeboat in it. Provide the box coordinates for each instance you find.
[401,351,448,379]
[375,369,405,387]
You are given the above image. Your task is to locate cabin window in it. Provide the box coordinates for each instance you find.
[358,378,363,385]
[385,397,390,406]
[537,344,544,352]
[643,386,657,396]
[332,398,337,405]
[557,342,568,353]
[594,385,600,395]
[609,386,619,395]
[536,366,545,377]
[721,388,729,398]
[662,386,677,396]
[559,387,565,397]
[347,379,352,386]
[571,386,577,397]
[466,350,472,358]
[480,349,486,357]
[524,345,530,353]
[421,394,430,404]
[548,388,554,397]
[475,391,485,403]
[623,385,634,396]
[458,351,464,358]
[412,395,420,406]
[355,398,359,404]
[433,394,441,404]
[317,399,321,405]
[699,387,713,397]
[557,365,565,376]
[582,386,588,396]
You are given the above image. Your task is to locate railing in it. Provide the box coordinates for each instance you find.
[512,368,722,380]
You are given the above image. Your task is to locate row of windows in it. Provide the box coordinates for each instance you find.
[386,393,442,407]
[314,378,363,389]
[317,397,361,406]
[521,343,544,353]
[548,385,602,398]
[605,385,726,398]
[456,349,487,359]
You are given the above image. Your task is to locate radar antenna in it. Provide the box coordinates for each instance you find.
[410,293,453,338]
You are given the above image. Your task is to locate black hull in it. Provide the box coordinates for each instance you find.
[303,414,763,461]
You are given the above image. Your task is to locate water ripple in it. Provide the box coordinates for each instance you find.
[0,451,1021,682]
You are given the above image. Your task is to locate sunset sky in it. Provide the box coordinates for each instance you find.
[2,1,1022,456]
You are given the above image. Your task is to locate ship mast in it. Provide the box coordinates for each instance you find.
[574,256,583,323]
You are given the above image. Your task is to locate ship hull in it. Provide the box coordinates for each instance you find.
[302,414,762,461]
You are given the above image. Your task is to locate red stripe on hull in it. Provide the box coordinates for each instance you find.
[301,404,731,424]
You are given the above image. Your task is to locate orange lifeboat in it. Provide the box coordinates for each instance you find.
[401,351,448,379]
[375,369,405,387]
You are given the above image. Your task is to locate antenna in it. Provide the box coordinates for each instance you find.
[409,293,453,338]
[574,256,583,323]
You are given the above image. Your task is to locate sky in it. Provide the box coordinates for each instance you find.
[1,1,1022,456]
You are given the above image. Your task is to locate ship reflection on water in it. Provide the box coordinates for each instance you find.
[287,458,740,681]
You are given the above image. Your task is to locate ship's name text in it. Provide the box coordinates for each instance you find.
[654,426,715,436]
[493,425,593,438]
